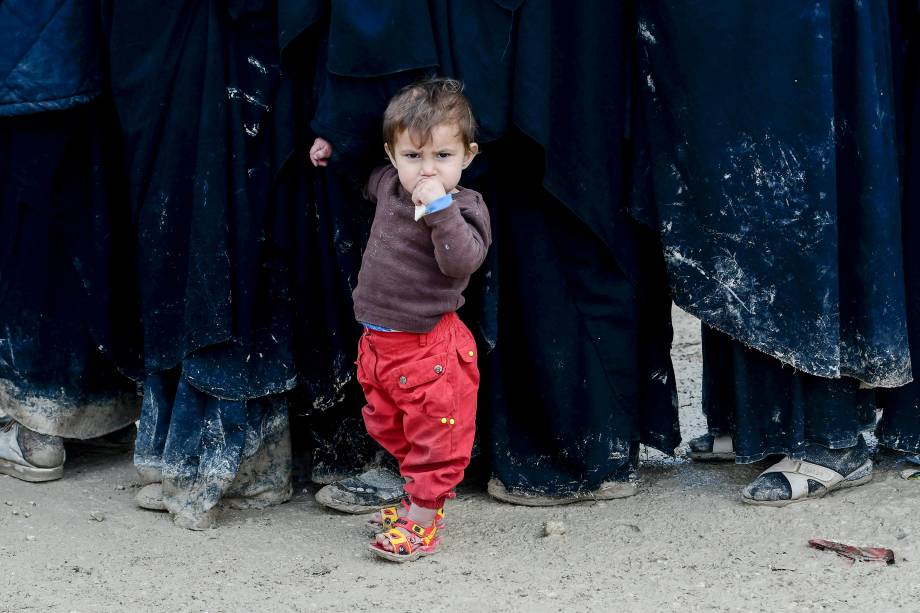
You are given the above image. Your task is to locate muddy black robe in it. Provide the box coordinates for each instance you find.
[105,0,303,515]
[0,0,140,439]
[635,1,909,460]
[877,0,920,454]
[634,0,910,388]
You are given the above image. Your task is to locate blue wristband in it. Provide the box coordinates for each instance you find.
[424,193,454,216]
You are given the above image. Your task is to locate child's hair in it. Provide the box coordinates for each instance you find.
[383,77,477,151]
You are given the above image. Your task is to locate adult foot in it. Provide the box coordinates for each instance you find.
[173,508,217,530]
[900,455,920,481]
[686,432,735,461]
[742,435,872,506]
[0,420,65,482]
[135,482,167,511]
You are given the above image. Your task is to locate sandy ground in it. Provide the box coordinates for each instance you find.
[2,307,919,612]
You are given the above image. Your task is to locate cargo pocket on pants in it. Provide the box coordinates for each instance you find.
[391,352,456,461]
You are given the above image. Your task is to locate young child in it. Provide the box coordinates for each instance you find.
[309,78,491,562]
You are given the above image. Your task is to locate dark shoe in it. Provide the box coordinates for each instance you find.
[310,460,351,486]
[314,468,406,513]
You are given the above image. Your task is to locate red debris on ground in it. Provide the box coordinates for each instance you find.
[808,539,895,565]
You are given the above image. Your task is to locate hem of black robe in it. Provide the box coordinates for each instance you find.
[0,377,140,439]
[144,335,298,402]
[733,434,864,465]
[143,331,231,380]
[678,296,912,389]
[876,433,920,455]
[493,434,677,497]
[181,373,298,403]
[495,475,632,498]
[0,92,101,117]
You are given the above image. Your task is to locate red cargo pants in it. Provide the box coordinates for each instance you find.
[356,312,479,509]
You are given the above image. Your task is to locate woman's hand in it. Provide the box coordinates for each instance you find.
[309,137,333,167]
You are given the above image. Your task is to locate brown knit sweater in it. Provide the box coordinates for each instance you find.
[352,165,492,333]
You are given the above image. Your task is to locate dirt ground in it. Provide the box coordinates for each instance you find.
[2,308,919,612]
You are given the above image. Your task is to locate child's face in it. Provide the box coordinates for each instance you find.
[385,124,478,195]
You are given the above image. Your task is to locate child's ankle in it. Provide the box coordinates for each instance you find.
[406,503,438,526]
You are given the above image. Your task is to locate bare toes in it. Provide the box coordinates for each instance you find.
[374,532,394,552]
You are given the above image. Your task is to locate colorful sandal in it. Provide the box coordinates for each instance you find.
[367,499,445,531]
[369,517,441,562]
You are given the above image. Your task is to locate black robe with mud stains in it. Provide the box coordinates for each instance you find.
[877,0,920,455]
[633,0,910,388]
[281,0,681,495]
[105,0,312,518]
[0,1,140,439]
[635,1,909,462]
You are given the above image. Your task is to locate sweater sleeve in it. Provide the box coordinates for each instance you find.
[363,165,394,203]
[422,193,492,279]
